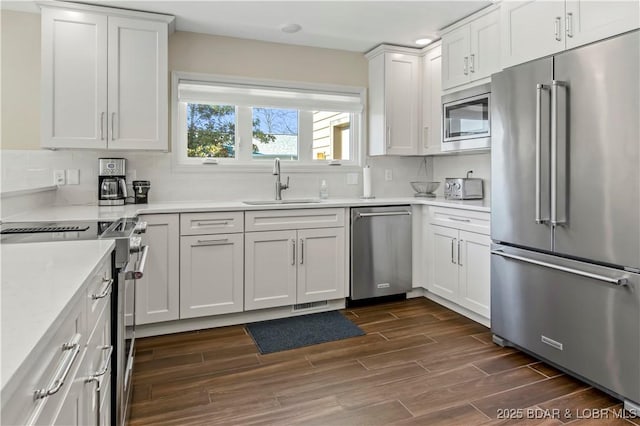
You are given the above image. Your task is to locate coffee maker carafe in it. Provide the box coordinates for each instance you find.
[99,158,127,206]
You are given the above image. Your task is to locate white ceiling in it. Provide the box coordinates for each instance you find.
[2,1,492,52]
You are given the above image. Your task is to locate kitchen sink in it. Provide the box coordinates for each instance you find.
[242,199,321,205]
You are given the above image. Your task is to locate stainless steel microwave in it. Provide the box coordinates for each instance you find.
[442,83,491,151]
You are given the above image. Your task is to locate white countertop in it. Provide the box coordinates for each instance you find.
[2,197,489,222]
[1,239,115,390]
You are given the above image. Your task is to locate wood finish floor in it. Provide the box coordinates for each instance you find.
[129,298,639,425]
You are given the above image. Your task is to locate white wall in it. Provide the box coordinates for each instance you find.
[432,152,491,199]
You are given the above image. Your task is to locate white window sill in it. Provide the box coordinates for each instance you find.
[171,161,362,174]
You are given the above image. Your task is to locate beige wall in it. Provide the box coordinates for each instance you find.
[169,31,367,87]
[1,10,41,150]
[0,13,367,151]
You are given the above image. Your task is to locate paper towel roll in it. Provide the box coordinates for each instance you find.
[363,166,373,198]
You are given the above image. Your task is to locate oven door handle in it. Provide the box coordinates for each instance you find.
[125,245,149,280]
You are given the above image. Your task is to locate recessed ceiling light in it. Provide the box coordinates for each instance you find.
[415,38,433,46]
[281,23,302,34]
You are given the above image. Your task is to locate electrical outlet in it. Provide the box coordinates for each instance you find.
[346,173,358,185]
[66,169,80,185]
[53,169,66,185]
[385,169,393,181]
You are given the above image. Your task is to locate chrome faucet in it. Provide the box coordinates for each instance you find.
[273,158,289,200]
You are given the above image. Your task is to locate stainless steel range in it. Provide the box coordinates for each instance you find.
[0,217,148,425]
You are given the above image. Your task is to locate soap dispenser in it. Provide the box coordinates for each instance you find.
[319,179,329,199]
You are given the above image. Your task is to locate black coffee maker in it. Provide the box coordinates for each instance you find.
[98,158,127,206]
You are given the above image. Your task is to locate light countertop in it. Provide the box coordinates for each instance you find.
[2,197,489,222]
[1,239,115,391]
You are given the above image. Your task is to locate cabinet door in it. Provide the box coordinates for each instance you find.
[565,0,639,49]
[501,0,566,68]
[458,230,491,318]
[136,214,180,324]
[428,225,460,301]
[441,25,471,90]
[107,17,168,150]
[180,233,244,318]
[41,8,108,149]
[427,225,458,303]
[385,53,420,155]
[469,8,501,81]
[421,44,443,155]
[297,228,346,303]
[245,230,297,310]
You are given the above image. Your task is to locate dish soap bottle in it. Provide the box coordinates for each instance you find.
[319,179,329,199]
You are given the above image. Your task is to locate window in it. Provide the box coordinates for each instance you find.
[174,73,364,168]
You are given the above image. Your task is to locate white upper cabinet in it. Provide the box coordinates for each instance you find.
[367,46,420,156]
[107,17,168,150]
[501,1,567,68]
[441,7,501,90]
[502,0,639,68]
[564,0,640,49]
[40,4,173,150]
[41,9,108,149]
[420,43,442,155]
[442,26,471,90]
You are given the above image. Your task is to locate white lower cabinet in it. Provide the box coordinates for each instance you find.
[428,224,491,318]
[244,209,347,310]
[180,233,244,318]
[3,255,113,426]
[245,230,298,310]
[426,206,491,320]
[296,228,346,304]
[136,214,180,325]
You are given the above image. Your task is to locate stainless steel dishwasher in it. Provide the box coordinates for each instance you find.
[350,206,412,300]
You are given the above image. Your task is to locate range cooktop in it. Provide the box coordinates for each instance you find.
[0,221,112,244]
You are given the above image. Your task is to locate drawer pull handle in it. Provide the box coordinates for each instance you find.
[196,238,229,245]
[34,334,81,400]
[86,346,113,426]
[91,278,113,300]
[291,239,296,266]
[300,238,304,264]
[448,217,471,223]
[195,221,229,226]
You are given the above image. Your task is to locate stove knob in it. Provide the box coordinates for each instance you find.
[134,221,148,234]
[454,182,461,190]
[130,236,143,253]
[445,182,451,190]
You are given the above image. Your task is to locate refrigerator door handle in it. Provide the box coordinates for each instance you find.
[535,83,549,224]
[550,80,566,226]
[491,249,629,286]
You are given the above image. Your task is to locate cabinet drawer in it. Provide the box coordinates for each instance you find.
[86,258,112,338]
[4,297,87,426]
[180,212,244,235]
[245,208,345,232]
[429,206,490,235]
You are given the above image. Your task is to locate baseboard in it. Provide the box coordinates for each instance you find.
[136,299,346,338]
[408,287,490,327]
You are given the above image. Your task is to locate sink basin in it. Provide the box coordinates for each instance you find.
[243,199,321,205]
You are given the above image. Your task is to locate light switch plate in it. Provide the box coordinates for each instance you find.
[66,169,80,185]
[53,169,66,185]
[347,173,358,185]
[385,169,393,181]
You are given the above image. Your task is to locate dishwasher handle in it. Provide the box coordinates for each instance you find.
[354,211,411,220]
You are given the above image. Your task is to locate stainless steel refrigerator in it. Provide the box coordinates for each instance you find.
[491,30,640,412]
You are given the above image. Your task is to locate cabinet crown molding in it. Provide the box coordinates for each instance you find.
[365,44,423,59]
[37,0,175,32]
[439,3,500,37]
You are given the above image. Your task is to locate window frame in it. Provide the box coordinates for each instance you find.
[171,71,366,173]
